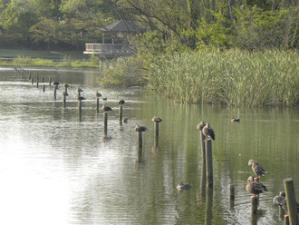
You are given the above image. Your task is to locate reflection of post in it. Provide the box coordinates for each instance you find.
[206,139,213,187]
[284,178,299,225]
[205,188,213,225]
[229,184,235,208]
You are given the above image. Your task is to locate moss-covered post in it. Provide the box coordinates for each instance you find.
[284,178,298,225]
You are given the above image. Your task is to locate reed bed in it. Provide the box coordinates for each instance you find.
[146,49,299,107]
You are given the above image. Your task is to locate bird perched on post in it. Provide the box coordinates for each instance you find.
[248,159,266,178]
[202,123,215,141]
[102,105,112,112]
[135,125,147,132]
[96,91,102,98]
[53,81,59,86]
[245,176,267,196]
[196,121,206,131]
[119,99,125,105]
[78,96,86,101]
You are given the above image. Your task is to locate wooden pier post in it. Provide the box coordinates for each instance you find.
[135,125,147,162]
[197,121,207,193]
[205,139,213,187]
[251,195,259,215]
[42,84,45,92]
[119,99,125,125]
[285,215,290,225]
[49,77,52,87]
[54,85,58,100]
[152,116,162,148]
[102,106,112,137]
[63,91,67,107]
[284,178,298,225]
[31,77,34,85]
[36,76,39,88]
[96,91,101,113]
[64,84,69,96]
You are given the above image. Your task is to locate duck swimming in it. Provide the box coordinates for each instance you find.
[176,182,192,191]
[231,117,240,122]
[248,159,266,177]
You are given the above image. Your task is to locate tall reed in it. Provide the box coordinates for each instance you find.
[146,49,299,107]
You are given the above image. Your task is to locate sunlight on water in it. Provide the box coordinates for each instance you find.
[0,69,298,225]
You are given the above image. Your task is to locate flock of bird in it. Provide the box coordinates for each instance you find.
[246,159,268,196]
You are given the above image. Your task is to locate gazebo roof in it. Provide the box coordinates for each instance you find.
[101,20,145,33]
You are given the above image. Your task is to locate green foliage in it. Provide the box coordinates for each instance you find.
[99,56,146,88]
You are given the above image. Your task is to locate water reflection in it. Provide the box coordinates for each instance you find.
[0,69,299,225]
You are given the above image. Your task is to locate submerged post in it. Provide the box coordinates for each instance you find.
[53,82,59,100]
[119,99,125,125]
[102,105,112,137]
[42,84,46,92]
[135,125,147,162]
[284,178,298,225]
[229,184,235,207]
[152,116,162,148]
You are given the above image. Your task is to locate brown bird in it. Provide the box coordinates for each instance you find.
[119,99,125,105]
[245,176,267,196]
[135,125,147,132]
[202,123,215,140]
[248,159,266,177]
[152,116,162,123]
[102,105,112,112]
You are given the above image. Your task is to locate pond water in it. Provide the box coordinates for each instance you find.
[0,68,299,225]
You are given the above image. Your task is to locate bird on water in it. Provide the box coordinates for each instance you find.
[176,182,192,191]
[231,117,240,122]
[248,159,266,178]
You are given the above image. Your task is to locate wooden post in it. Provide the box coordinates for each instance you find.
[135,125,147,163]
[36,76,39,88]
[152,117,162,148]
[49,77,52,87]
[229,184,235,207]
[251,195,259,215]
[96,97,100,113]
[104,112,108,137]
[42,85,45,92]
[54,85,57,100]
[197,122,207,193]
[63,92,67,107]
[205,139,213,187]
[119,105,123,125]
[284,178,298,225]
[41,77,44,83]
[31,77,34,85]
[285,215,290,225]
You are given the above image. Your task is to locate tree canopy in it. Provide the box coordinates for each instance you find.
[0,0,298,50]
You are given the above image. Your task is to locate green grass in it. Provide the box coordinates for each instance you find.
[146,49,299,107]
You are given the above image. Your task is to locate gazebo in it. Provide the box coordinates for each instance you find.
[84,20,145,58]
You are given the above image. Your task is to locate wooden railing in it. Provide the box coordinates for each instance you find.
[84,43,135,57]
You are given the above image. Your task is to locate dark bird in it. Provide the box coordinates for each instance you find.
[78,96,86,101]
[196,121,206,131]
[152,116,162,123]
[123,117,128,123]
[248,159,266,177]
[102,105,112,112]
[77,87,83,93]
[176,182,192,191]
[64,83,69,88]
[53,81,59,86]
[96,91,102,98]
[135,125,147,132]
[102,97,107,101]
[202,123,215,140]
[231,117,240,122]
[245,176,267,196]
[119,99,125,105]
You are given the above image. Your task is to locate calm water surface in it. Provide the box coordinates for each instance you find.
[0,68,299,225]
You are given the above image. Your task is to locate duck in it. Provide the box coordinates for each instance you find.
[78,96,86,101]
[102,105,112,112]
[273,191,286,208]
[231,117,240,122]
[202,123,215,140]
[152,116,162,123]
[96,91,102,98]
[245,176,267,196]
[196,121,206,131]
[119,99,125,105]
[176,182,192,191]
[248,159,266,177]
[135,125,147,132]
[123,117,128,123]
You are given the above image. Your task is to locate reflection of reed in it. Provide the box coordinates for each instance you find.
[205,188,213,225]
